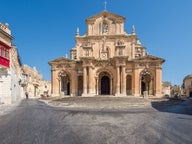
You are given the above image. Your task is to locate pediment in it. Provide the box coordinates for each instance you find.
[86,11,125,23]
[134,55,165,63]
[48,57,72,65]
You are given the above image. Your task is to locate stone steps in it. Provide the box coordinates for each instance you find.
[46,96,151,109]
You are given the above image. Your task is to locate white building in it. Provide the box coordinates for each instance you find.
[0,22,25,104]
[10,45,25,102]
[0,22,13,104]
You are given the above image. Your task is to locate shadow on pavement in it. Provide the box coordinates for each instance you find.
[151,97,192,115]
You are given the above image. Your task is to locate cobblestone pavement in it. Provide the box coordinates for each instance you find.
[0,98,191,144]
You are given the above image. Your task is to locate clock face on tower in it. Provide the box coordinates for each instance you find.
[101,52,107,59]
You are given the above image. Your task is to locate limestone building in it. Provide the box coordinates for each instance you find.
[183,75,192,97]
[0,22,13,104]
[22,65,51,97]
[10,45,24,102]
[49,11,165,97]
[0,22,25,104]
[162,81,171,97]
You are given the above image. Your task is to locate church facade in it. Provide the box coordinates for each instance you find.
[49,11,165,97]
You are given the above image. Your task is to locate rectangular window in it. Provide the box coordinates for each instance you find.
[2,49,5,57]
[5,49,9,59]
[0,47,9,59]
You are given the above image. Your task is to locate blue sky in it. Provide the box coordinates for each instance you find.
[1,0,192,85]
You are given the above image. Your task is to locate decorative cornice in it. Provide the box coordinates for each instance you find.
[76,34,135,40]
[131,55,165,63]
[0,29,14,40]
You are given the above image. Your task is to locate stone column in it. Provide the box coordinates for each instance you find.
[115,67,120,96]
[88,25,91,35]
[151,78,154,95]
[155,68,162,97]
[96,78,98,95]
[52,70,60,96]
[110,78,113,95]
[131,42,135,59]
[58,78,61,95]
[88,67,95,96]
[92,24,94,35]
[121,67,126,96]
[115,23,117,34]
[82,67,87,96]
[121,23,124,34]
[51,70,53,94]
[133,69,140,96]
[71,71,77,96]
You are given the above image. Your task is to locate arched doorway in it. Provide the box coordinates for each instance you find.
[141,81,146,95]
[190,92,192,97]
[126,75,132,95]
[67,82,70,95]
[60,72,70,96]
[140,70,154,96]
[101,76,110,94]
[98,72,111,95]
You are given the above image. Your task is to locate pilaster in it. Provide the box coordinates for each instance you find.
[133,69,140,96]
[88,66,95,96]
[121,67,126,96]
[155,68,162,97]
[71,71,77,96]
[82,67,88,96]
[115,66,120,96]
[52,70,60,96]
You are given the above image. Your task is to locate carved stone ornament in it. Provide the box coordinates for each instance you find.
[118,60,124,64]
[126,68,133,73]
[77,69,83,74]
[56,64,72,69]
[56,64,62,68]
[65,64,71,68]
[149,63,156,67]
[117,39,124,46]
[139,63,145,67]
[82,41,91,47]
[84,60,90,65]
[95,61,113,67]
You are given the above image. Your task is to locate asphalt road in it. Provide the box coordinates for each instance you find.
[0,99,192,144]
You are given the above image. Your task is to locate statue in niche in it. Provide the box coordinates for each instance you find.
[117,39,124,46]
[104,24,108,33]
[102,21,108,34]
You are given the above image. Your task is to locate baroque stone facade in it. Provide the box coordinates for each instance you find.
[49,11,165,97]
